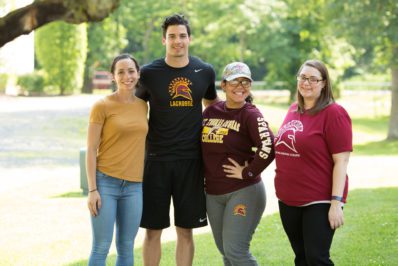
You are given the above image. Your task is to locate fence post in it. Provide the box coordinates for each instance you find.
[79,148,88,195]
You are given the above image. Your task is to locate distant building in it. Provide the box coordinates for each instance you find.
[0,0,34,95]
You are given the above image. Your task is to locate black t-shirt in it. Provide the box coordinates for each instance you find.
[137,56,217,160]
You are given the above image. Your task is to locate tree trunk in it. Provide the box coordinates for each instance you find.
[143,19,156,64]
[0,0,121,48]
[239,31,245,62]
[82,65,93,94]
[387,66,398,140]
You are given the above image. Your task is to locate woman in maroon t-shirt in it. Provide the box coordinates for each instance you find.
[202,62,275,265]
[274,59,352,265]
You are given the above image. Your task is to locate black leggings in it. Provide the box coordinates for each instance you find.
[278,201,335,266]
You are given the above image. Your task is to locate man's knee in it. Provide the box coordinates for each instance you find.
[145,229,162,242]
[176,227,193,242]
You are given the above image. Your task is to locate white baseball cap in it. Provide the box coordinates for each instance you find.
[222,62,253,81]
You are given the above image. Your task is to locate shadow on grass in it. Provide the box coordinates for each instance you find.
[354,139,398,155]
[53,191,85,198]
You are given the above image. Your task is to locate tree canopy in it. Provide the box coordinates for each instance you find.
[326,0,398,139]
[1,0,397,139]
[35,22,87,95]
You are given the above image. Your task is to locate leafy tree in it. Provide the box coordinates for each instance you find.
[114,0,275,78]
[0,0,6,10]
[255,0,328,98]
[35,22,87,95]
[81,0,183,94]
[188,0,268,79]
[245,0,354,101]
[82,16,127,93]
[327,0,398,139]
[119,0,184,64]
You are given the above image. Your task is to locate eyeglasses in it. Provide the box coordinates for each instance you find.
[296,76,323,84]
[227,80,251,88]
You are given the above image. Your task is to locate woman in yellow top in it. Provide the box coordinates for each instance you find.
[86,54,148,266]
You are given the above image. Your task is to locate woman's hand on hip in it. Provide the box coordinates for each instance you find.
[87,191,101,217]
[222,158,248,179]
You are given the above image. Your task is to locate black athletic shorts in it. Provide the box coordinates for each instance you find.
[140,159,208,229]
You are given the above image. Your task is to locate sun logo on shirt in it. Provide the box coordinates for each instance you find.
[169,77,193,101]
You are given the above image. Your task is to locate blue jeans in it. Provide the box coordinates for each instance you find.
[89,170,143,266]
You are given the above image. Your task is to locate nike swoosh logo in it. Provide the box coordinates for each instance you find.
[194,69,203,72]
[199,217,207,223]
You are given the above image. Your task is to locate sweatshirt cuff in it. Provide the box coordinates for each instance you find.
[242,167,255,179]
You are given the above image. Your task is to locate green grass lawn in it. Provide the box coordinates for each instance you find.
[67,187,398,265]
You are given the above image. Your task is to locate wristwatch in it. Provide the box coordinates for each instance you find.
[331,195,343,202]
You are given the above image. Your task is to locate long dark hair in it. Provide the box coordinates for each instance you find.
[245,93,254,104]
[296,59,334,115]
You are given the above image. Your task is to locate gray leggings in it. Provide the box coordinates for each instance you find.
[206,180,266,266]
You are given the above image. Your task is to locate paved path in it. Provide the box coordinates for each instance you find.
[0,94,397,265]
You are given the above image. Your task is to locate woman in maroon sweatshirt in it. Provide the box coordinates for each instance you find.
[201,62,275,265]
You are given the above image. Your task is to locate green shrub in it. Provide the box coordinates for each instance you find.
[35,21,87,95]
[0,73,7,93]
[17,72,45,95]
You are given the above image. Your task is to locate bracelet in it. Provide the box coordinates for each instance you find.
[89,188,97,193]
[331,195,343,202]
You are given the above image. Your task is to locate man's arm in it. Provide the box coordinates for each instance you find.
[202,96,220,108]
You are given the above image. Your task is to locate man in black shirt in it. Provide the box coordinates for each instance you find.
[136,14,219,266]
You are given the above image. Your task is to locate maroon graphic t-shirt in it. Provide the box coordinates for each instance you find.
[274,103,352,206]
